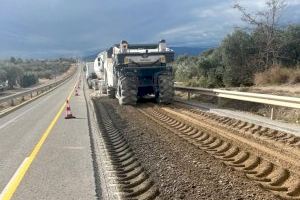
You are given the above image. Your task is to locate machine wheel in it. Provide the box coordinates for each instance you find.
[116,76,137,105]
[156,74,174,104]
[87,79,92,89]
[107,87,116,98]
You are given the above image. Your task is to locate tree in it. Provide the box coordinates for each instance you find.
[234,0,286,68]
[16,58,23,64]
[2,65,24,89]
[279,25,300,66]
[221,30,255,86]
[0,69,7,82]
[20,73,38,87]
[10,57,17,64]
[174,56,200,82]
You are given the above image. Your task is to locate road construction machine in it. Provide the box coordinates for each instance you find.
[85,62,97,89]
[94,40,175,105]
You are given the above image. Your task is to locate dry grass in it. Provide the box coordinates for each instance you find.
[289,70,300,84]
[254,65,300,86]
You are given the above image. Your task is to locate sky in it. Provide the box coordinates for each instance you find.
[0,0,299,58]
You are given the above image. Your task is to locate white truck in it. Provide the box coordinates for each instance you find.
[85,62,96,89]
[94,40,175,105]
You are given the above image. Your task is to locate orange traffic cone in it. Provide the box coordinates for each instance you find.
[75,89,79,96]
[65,100,75,119]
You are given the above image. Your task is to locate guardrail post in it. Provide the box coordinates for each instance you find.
[21,96,25,101]
[270,107,275,120]
[10,99,14,106]
[30,92,33,98]
[187,91,191,100]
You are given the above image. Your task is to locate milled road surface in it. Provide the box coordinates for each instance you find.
[94,97,279,200]
[0,71,97,200]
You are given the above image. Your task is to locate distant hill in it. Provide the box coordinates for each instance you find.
[81,49,102,62]
[82,53,98,62]
[171,47,211,56]
[82,46,212,61]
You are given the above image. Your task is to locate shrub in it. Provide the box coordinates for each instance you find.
[254,65,300,85]
[37,70,53,79]
[289,70,300,84]
[254,72,268,85]
[185,76,208,87]
[20,73,39,87]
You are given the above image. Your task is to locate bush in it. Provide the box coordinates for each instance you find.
[0,58,75,89]
[185,76,208,87]
[254,65,300,85]
[1,65,24,88]
[174,53,225,88]
[289,70,300,84]
[20,73,39,87]
[37,70,53,79]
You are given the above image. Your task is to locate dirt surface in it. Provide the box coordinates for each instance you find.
[95,97,279,200]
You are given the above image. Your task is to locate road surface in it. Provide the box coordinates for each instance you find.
[0,71,97,200]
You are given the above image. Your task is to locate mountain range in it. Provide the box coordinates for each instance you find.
[82,46,212,61]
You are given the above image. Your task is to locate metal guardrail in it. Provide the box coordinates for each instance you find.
[0,72,74,106]
[175,86,300,119]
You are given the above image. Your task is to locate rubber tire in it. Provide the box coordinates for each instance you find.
[107,87,116,98]
[117,76,137,105]
[156,74,174,104]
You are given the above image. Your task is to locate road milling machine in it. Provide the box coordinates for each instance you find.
[94,40,175,105]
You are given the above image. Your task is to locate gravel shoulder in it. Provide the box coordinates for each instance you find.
[95,97,278,200]
[175,99,300,136]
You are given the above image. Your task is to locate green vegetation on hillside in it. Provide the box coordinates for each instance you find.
[0,57,75,89]
[174,0,300,88]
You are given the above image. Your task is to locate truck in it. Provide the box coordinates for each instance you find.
[94,40,175,105]
[85,62,97,89]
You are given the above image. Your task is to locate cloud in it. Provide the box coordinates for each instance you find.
[0,0,299,58]
[157,1,241,46]
[158,0,300,47]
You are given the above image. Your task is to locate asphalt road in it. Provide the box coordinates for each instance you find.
[0,71,96,200]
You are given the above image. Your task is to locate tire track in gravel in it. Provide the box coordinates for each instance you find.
[139,104,300,200]
[98,97,279,200]
[93,100,159,200]
[173,102,300,151]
